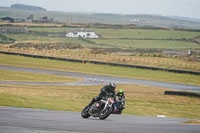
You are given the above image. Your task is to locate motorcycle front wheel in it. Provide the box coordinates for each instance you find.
[81,106,90,118]
[99,107,113,120]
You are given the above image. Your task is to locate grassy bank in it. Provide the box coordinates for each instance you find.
[1,45,200,71]
[29,27,200,40]
[183,120,200,124]
[4,33,200,49]
[0,54,200,85]
[0,84,200,119]
[0,69,82,82]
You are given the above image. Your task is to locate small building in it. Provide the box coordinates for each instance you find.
[32,16,54,23]
[0,17,14,22]
[1,17,26,23]
[188,48,192,55]
[27,15,33,23]
[66,30,99,38]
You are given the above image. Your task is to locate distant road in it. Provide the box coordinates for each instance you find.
[0,65,200,91]
[1,107,200,133]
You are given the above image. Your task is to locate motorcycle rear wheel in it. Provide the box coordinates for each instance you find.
[81,106,90,118]
[117,109,123,114]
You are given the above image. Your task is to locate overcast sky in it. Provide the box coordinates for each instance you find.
[1,0,200,19]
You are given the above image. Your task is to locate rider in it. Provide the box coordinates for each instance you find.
[87,82,117,108]
[116,89,125,109]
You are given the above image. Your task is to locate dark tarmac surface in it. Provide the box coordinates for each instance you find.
[0,65,200,91]
[0,107,200,133]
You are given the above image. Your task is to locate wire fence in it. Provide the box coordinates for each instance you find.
[2,48,200,72]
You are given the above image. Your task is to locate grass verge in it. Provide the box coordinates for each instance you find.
[0,54,200,86]
[0,84,200,119]
[183,120,200,124]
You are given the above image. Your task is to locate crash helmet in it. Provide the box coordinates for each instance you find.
[119,89,124,96]
[109,82,116,91]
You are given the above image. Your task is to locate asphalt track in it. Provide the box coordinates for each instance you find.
[0,65,200,91]
[0,107,200,133]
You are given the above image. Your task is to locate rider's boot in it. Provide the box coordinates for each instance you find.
[87,98,96,108]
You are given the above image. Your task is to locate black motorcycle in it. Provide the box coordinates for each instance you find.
[81,97,114,120]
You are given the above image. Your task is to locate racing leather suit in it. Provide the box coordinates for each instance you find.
[88,85,116,107]
[116,91,125,109]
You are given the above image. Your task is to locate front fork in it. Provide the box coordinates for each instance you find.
[103,99,113,110]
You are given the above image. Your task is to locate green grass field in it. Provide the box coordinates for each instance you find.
[2,27,200,72]
[29,27,200,40]
[0,84,200,119]
[27,27,200,49]
[4,33,200,50]
[0,54,200,86]
[4,34,93,46]
[91,39,200,49]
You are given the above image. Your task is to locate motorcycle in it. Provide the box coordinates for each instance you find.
[112,98,125,114]
[81,97,114,120]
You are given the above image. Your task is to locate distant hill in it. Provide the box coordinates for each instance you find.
[91,13,200,29]
[167,16,200,23]
[10,4,46,11]
[1,6,200,29]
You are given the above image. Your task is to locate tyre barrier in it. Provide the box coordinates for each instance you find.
[0,50,200,75]
[164,91,200,98]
